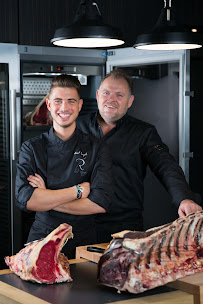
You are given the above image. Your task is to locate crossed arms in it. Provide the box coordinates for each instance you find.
[26,173,106,215]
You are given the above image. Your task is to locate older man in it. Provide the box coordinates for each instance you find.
[77,69,202,243]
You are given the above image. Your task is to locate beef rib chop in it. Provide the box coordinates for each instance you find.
[5,223,73,284]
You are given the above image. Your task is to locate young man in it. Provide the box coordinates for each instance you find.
[15,74,113,258]
[77,69,202,243]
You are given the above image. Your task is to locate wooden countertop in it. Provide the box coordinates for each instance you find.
[0,258,196,304]
[0,243,198,304]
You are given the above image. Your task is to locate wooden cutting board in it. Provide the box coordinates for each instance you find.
[75,243,108,263]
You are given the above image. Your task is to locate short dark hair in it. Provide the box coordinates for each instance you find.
[100,69,133,95]
[49,74,81,97]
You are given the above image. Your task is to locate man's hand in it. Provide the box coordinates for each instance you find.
[178,199,202,217]
[27,174,46,189]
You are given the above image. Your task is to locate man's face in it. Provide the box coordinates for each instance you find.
[96,76,134,123]
[46,87,83,130]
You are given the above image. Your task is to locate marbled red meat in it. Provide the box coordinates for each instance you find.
[31,100,52,125]
[5,223,73,284]
[98,211,203,294]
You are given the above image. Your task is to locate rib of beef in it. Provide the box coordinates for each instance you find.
[5,223,73,284]
[98,211,203,294]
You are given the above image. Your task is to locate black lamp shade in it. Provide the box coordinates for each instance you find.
[51,2,124,48]
[135,31,203,50]
[134,2,203,51]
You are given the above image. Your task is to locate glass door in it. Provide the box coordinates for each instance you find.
[0,43,21,264]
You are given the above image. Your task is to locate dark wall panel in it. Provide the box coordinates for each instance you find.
[19,0,78,46]
[0,0,203,47]
[18,0,203,48]
[0,0,18,43]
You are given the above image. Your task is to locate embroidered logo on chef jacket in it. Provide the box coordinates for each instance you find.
[154,144,164,151]
[74,151,87,176]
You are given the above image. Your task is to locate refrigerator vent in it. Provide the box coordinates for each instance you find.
[23,78,52,105]
[23,78,52,95]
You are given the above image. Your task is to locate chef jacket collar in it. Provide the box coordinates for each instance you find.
[93,111,128,130]
[48,126,79,148]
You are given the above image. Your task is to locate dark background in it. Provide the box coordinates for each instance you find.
[1,0,203,48]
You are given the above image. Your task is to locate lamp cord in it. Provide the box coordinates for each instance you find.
[164,0,173,22]
[164,0,172,9]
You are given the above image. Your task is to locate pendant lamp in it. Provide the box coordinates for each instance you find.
[51,0,124,48]
[133,0,203,50]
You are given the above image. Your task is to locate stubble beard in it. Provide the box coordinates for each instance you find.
[101,107,128,125]
[57,121,75,129]
[53,115,76,130]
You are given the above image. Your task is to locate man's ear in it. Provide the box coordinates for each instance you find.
[128,95,134,109]
[79,99,83,112]
[46,98,51,111]
[96,89,99,101]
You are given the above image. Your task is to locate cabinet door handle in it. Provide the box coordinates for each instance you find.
[10,90,21,161]
[10,89,17,161]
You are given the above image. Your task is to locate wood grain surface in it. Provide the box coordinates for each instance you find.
[111,290,193,304]
[0,281,51,304]
[75,243,108,263]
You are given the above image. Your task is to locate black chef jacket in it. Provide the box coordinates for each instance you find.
[15,127,113,257]
[77,112,200,239]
